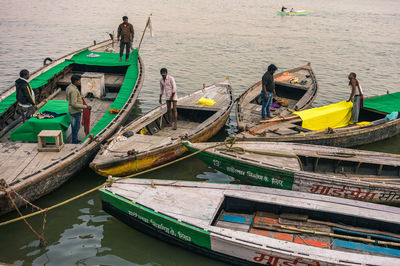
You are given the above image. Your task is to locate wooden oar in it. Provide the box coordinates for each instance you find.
[259,114,299,123]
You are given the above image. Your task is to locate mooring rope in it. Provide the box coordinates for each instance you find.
[0,141,223,227]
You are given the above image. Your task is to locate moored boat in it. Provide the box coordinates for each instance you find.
[236,63,318,132]
[184,141,400,206]
[90,80,233,177]
[0,37,144,215]
[100,179,400,265]
[276,10,310,16]
[236,92,400,147]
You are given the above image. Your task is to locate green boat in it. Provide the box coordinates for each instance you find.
[184,141,400,206]
[0,37,144,215]
[100,179,400,265]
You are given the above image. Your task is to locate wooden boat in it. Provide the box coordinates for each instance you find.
[276,10,310,16]
[90,80,233,177]
[0,37,144,215]
[100,179,400,265]
[236,92,400,147]
[236,63,318,132]
[184,141,400,206]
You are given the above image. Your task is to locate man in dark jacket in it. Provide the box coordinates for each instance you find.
[117,16,134,62]
[261,64,278,119]
[15,69,36,122]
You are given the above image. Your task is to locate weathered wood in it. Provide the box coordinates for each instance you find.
[91,80,234,177]
[186,141,400,205]
[236,63,318,132]
[0,38,144,215]
[100,179,400,264]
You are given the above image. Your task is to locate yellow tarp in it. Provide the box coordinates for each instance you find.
[196,98,216,106]
[293,101,354,131]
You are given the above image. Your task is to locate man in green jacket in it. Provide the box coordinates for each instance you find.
[66,75,91,144]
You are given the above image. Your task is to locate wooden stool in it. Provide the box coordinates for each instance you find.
[38,130,64,152]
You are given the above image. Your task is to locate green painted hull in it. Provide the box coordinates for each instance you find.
[186,145,295,190]
[99,189,212,249]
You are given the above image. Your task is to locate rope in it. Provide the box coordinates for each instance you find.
[0,141,224,227]
[1,183,48,246]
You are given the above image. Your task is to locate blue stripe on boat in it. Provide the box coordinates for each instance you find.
[333,239,400,258]
[333,227,400,242]
[222,215,252,224]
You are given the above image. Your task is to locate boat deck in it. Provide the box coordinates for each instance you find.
[0,90,113,182]
[103,179,400,262]
[0,142,78,184]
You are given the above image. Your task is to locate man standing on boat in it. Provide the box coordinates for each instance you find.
[16,69,36,123]
[117,16,134,62]
[261,64,278,119]
[66,75,91,144]
[159,68,178,130]
[347,72,363,123]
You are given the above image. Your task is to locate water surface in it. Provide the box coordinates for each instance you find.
[0,0,399,264]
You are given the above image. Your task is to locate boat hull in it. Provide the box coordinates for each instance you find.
[185,143,400,206]
[100,189,329,265]
[91,85,234,177]
[237,118,400,148]
[277,10,309,16]
[0,40,144,215]
[100,180,400,265]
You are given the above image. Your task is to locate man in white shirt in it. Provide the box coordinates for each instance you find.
[159,68,178,130]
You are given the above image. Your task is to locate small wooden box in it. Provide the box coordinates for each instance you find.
[38,130,64,152]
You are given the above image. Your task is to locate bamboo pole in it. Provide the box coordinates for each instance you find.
[138,14,152,52]
[276,224,400,247]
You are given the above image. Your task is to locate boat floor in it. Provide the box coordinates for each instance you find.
[101,120,201,156]
[0,142,78,184]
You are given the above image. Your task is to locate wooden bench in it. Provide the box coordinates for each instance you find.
[37,130,64,152]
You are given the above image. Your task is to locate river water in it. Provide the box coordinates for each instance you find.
[0,0,400,265]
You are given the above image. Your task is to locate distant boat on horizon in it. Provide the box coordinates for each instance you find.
[277,10,310,16]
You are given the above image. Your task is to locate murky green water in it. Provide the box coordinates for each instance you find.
[0,0,399,264]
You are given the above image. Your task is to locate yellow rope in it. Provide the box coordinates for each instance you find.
[0,142,223,227]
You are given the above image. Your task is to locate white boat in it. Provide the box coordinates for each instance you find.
[100,179,400,265]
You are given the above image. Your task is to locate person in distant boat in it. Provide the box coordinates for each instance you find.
[117,16,134,62]
[159,68,178,130]
[261,64,278,119]
[16,69,36,123]
[281,6,287,12]
[66,75,91,144]
[347,72,363,123]
[290,8,294,12]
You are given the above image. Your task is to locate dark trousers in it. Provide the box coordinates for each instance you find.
[120,42,131,58]
[19,105,35,123]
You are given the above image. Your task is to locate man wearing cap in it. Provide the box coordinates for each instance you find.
[117,16,134,62]
[15,69,36,123]
[66,75,91,144]
[261,64,278,119]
